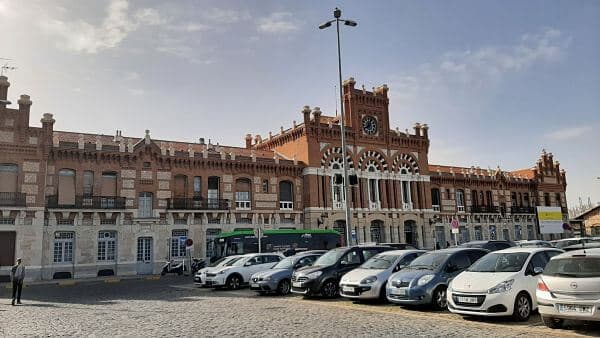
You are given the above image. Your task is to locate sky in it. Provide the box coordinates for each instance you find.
[1,0,598,208]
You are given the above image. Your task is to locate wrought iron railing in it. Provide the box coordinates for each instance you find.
[46,195,126,209]
[167,197,230,210]
[0,192,26,207]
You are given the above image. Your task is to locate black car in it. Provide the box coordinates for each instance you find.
[379,243,419,250]
[459,240,513,251]
[290,245,393,298]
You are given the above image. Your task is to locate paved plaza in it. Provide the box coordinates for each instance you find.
[0,276,598,337]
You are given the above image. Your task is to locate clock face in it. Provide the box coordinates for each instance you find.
[362,116,378,135]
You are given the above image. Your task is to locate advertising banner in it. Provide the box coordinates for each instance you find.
[537,206,563,234]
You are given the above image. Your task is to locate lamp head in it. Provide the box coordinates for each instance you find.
[319,21,332,29]
[334,7,341,19]
[344,20,357,27]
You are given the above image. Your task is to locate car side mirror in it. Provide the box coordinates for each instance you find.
[533,267,544,275]
[244,262,252,267]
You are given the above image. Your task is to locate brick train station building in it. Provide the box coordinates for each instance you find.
[0,75,569,280]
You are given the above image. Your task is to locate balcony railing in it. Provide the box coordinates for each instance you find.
[0,192,26,207]
[235,200,251,210]
[46,195,126,209]
[279,201,293,210]
[510,206,536,214]
[432,204,440,212]
[166,198,230,210]
[469,205,500,213]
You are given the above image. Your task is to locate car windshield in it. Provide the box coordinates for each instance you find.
[361,254,398,269]
[232,257,251,267]
[314,249,346,266]
[222,257,242,266]
[273,257,295,269]
[467,252,529,272]
[543,257,600,278]
[408,253,450,270]
[209,257,229,267]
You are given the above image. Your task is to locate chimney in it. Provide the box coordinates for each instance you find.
[421,123,429,138]
[0,76,10,105]
[312,107,322,125]
[245,134,253,149]
[302,105,311,124]
[199,137,205,145]
[18,94,32,113]
[413,123,422,137]
[40,113,55,147]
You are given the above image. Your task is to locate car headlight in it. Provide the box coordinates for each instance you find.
[263,276,272,281]
[361,276,378,284]
[217,269,227,274]
[306,271,322,279]
[417,274,435,286]
[488,279,514,294]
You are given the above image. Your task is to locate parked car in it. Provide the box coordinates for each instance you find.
[448,247,563,320]
[339,250,426,301]
[459,240,514,251]
[194,255,242,287]
[204,253,283,289]
[551,237,594,250]
[561,242,600,251]
[537,248,600,329]
[250,251,325,295]
[378,243,419,250]
[515,240,552,248]
[386,248,488,309]
[291,245,393,298]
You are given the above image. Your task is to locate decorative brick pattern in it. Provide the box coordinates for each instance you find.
[156,190,171,199]
[141,171,153,179]
[224,183,231,192]
[255,193,278,202]
[21,184,38,195]
[24,173,37,183]
[0,130,13,142]
[4,118,14,126]
[22,161,40,172]
[256,202,277,209]
[26,195,36,204]
[222,175,233,183]
[156,171,171,180]
[122,179,135,189]
[120,189,136,199]
[28,136,38,145]
[158,180,169,190]
[121,169,136,179]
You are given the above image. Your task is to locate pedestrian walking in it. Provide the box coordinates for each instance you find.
[11,258,25,306]
[446,241,451,248]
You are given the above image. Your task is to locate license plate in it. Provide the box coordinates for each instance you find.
[457,296,478,304]
[342,286,355,293]
[251,283,259,288]
[292,282,303,288]
[391,288,407,296]
[558,304,592,314]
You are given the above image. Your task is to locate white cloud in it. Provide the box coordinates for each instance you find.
[545,125,593,141]
[127,88,144,96]
[40,0,162,54]
[202,8,250,25]
[257,12,300,34]
[124,71,140,81]
[390,28,570,102]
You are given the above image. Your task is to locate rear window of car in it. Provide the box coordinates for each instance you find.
[544,257,600,278]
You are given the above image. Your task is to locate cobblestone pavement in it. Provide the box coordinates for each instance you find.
[1,277,598,337]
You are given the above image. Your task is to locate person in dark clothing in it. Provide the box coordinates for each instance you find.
[446,241,451,248]
[11,258,25,306]
[435,242,441,250]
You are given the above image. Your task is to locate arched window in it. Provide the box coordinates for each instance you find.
[431,188,440,211]
[235,178,251,210]
[58,169,76,206]
[279,181,293,210]
[173,174,188,198]
[367,165,379,209]
[456,189,465,212]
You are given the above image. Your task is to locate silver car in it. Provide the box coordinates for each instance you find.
[537,248,600,329]
[339,250,425,300]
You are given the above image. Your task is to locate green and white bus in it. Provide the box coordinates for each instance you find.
[212,229,341,260]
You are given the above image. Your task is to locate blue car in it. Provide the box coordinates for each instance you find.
[250,251,325,295]
[386,248,488,309]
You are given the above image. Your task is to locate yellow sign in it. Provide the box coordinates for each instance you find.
[538,211,562,221]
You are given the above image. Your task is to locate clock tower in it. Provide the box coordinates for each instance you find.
[341,77,390,144]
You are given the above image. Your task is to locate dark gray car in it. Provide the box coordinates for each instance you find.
[250,251,324,295]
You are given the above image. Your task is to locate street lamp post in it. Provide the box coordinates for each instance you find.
[319,8,357,246]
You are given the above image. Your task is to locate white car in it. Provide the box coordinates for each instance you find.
[204,253,283,289]
[194,255,242,287]
[448,247,563,320]
[537,248,600,329]
[339,250,425,300]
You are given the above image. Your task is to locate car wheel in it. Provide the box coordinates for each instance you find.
[226,275,242,290]
[277,279,291,296]
[432,286,448,310]
[541,316,564,329]
[379,282,388,302]
[513,292,532,321]
[321,280,339,298]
